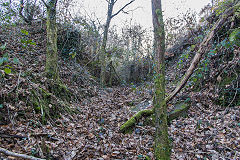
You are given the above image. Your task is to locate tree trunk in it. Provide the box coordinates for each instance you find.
[99,0,135,87]
[120,1,240,131]
[109,61,113,87]
[152,0,171,159]
[100,0,114,87]
[45,0,59,81]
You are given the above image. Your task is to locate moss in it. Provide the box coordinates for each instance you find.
[144,114,155,126]
[219,73,236,87]
[120,109,153,133]
[29,82,73,124]
[30,88,52,124]
[48,81,72,102]
[154,142,171,160]
[45,0,59,81]
[122,102,190,133]
[168,102,189,122]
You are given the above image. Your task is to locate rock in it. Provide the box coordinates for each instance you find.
[111,151,120,157]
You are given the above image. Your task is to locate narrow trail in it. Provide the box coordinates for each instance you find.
[55,86,240,159]
[71,87,154,159]
[1,86,239,159]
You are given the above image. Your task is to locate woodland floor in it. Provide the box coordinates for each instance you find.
[0,24,240,160]
[0,84,239,160]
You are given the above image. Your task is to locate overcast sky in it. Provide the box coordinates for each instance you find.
[77,0,211,29]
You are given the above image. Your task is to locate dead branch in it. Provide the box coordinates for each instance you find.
[0,133,27,139]
[120,103,189,133]
[165,1,240,103]
[111,0,135,18]
[0,147,45,160]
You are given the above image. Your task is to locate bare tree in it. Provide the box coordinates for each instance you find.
[100,0,136,87]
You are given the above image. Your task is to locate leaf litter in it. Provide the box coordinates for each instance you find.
[0,23,239,160]
[1,84,239,159]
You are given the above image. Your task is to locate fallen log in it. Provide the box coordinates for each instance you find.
[120,109,154,133]
[0,147,45,160]
[120,103,189,133]
[120,1,240,133]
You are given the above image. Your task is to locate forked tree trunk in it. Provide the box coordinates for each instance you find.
[152,0,171,159]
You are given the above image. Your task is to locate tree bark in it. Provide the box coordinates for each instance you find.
[152,0,171,159]
[100,0,114,87]
[44,0,59,81]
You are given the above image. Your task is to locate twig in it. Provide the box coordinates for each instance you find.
[180,150,210,154]
[41,0,47,7]
[111,0,135,18]
[0,133,27,139]
[16,69,22,92]
[37,140,44,158]
[233,151,239,160]
[0,147,45,160]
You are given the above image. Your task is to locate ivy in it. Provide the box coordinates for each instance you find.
[215,0,233,16]
[0,44,20,75]
[229,28,240,47]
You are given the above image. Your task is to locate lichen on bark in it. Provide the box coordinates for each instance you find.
[45,0,59,81]
[152,0,171,159]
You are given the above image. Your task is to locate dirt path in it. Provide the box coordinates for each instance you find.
[1,86,239,159]
[0,87,154,159]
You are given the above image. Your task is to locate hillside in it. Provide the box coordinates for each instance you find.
[0,0,240,159]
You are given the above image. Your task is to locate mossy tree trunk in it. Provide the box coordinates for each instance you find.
[42,0,59,81]
[120,1,240,131]
[152,0,171,159]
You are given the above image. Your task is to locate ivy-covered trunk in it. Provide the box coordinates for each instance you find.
[151,0,171,159]
[45,0,59,81]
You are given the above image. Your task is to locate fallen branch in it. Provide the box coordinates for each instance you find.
[120,2,240,133]
[165,2,239,103]
[120,109,153,133]
[0,133,27,139]
[120,103,189,133]
[0,147,45,160]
